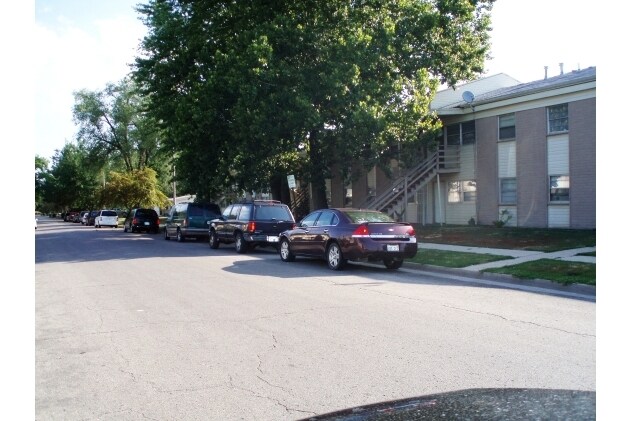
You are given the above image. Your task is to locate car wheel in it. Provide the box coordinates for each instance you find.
[164,228,170,240]
[279,238,295,262]
[235,232,248,254]
[327,242,346,270]
[209,230,220,249]
[176,229,184,242]
[383,258,404,270]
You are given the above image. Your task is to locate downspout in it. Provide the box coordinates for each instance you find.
[436,172,442,225]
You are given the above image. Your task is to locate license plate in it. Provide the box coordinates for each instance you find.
[144,222,150,226]
[387,244,399,252]
[267,236,279,243]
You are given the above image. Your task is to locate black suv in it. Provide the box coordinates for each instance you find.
[164,202,222,242]
[124,208,161,234]
[209,200,295,253]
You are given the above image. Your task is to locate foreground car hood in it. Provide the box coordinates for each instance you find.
[300,388,595,420]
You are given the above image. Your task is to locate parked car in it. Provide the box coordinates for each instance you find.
[123,208,160,234]
[278,208,417,270]
[209,200,295,253]
[86,210,99,226]
[164,202,221,242]
[64,209,81,222]
[80,211,90,225]
[95,210,119,228]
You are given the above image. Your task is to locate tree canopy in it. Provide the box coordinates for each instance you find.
[100,168,171,210]
[73,78,167,173]
[134,0,494,208]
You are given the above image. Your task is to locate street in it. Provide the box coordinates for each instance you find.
[35,218,596,420]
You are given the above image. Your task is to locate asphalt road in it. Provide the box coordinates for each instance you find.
[35,217,596,420]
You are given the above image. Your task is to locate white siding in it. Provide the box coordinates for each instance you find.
[547,135,569,174]
[498,206,517,227]
[548,206,570,228]
[446,202,477,225]
[459,144,476,179]
[498,141,516,178]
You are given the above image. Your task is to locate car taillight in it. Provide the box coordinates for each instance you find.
[246,221,256,232]
[407,226,416,237]
[183,218,188,227]
[132,218,138,225]
[156,218,160,226]
[352,225,370,237]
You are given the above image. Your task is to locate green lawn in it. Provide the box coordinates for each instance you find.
[413,225,595,252]
[483,259,596,286]
[406,249,512,268]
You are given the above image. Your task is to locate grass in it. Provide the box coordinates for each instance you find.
[413,225,595,252]
[407,249,512,268]
[483,259,596,286]
[406,225,596,286]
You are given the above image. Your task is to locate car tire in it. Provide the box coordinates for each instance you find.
[164,228,170,240]
[327,242,346,270]
[383,258,404,270]
[235,232,248,254]
[176,229,184,242]
[279,238,295,262]
[209,230,220,249]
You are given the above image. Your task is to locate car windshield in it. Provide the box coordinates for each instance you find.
[343,210,395,223]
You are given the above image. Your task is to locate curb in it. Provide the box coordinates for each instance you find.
[403,262,596,298]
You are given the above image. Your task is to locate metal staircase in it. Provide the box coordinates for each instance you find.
[361,146,460,219]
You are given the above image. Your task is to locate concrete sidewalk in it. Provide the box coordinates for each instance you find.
[421,242,596,271]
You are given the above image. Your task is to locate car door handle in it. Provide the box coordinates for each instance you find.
[323,229,329,233]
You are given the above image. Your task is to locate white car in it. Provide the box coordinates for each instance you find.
[95,210,119,228]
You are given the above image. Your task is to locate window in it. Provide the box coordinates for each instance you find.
[300,212,320,227]
[500,178,517,204]
[548,104,568,133]
[499,114,515,140]
[550,175,570,202]
[448,180,477,203]
[446,121,476,145]
[461,121,476,145]
[315,210,337,226]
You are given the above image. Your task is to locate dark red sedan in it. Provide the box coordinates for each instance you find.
[278,208,417,270]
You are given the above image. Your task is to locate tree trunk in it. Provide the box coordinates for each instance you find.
[309,130,328,210]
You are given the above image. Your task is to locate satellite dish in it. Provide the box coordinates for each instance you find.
[462,91,475,103]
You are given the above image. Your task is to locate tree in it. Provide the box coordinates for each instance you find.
[134,0,494,209]
[44,144,102,211]
[100,168,171,210]
[73,78,167,173]
[35,155,51,211]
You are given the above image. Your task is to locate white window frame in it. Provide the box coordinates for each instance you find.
[498,113,516,140]
[549,175,570,202]
[547,104,568,134]
[448,180,477,203]
[500,177,517,204]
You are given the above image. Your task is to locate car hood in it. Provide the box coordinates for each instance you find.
[299,388,595,420]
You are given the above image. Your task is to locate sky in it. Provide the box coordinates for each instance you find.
[30,0,600,161]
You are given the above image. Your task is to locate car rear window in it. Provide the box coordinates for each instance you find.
[136,209,156,217]
[102,211,118,217]
[254,205,293,221]
[344,210,394,223]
